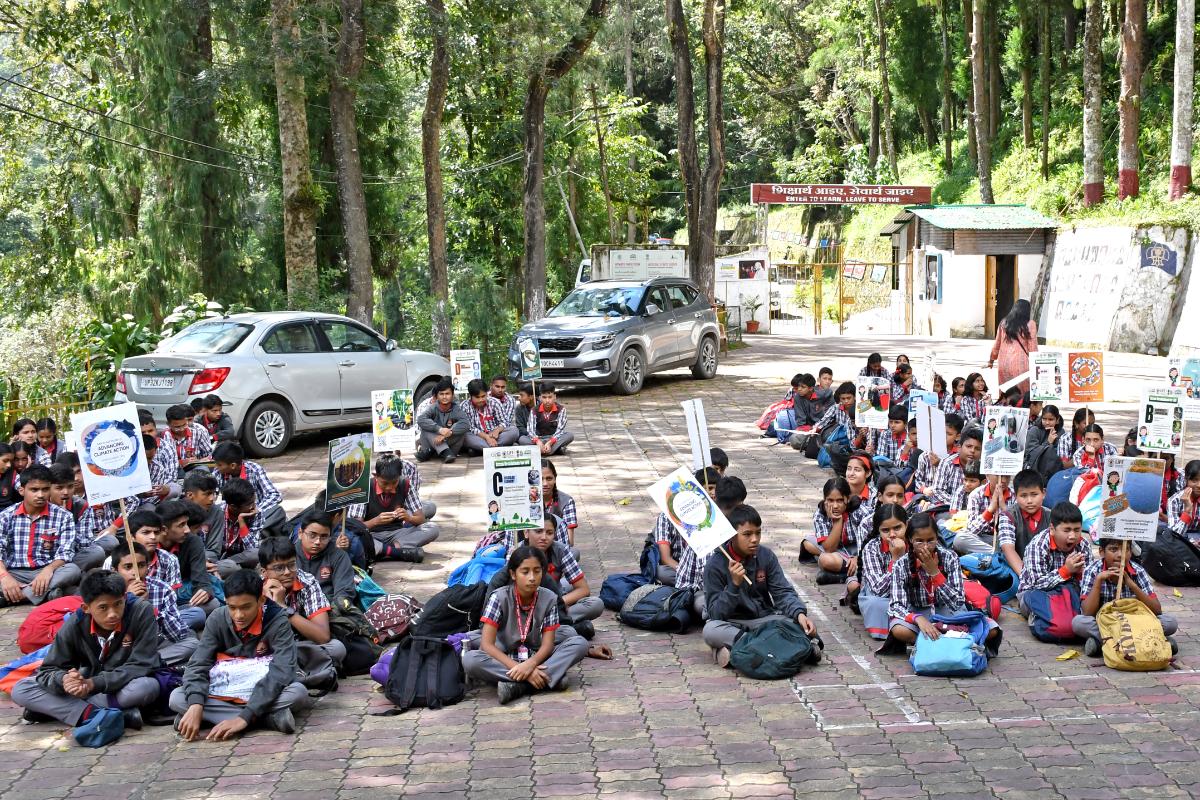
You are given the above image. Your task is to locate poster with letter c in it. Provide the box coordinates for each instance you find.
[1138,387,1185,455]
[646,466,735,561]
[450,349,482,395]
[70,402,153,506]
[484,446,543,532]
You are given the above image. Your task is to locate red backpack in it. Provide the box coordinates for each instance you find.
[18,596,84,654]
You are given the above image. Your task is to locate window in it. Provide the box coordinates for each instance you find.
[666,285,698,309]
[320,322,382,352]
[925,255,943,304]
[548,285,645,317]
[262,324,319,354]
[157,322,254,354]
[644,287,672,315]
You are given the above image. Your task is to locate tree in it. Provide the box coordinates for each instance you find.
[1168,0,1194,200]
[1082,0,1104,205]
[940,0,953,170]
[873,0,900,179]
[270,0,320,309]
[422,0,451,354]
[1117,0,1145,199]
[521,0,609,322]
[1040,0,1051,178]
[971,0,994,202]
[1018,0,1035,147]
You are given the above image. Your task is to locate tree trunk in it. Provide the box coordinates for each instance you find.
[941,0,953,170]
[522,0,609,322]
[1116,0,1144,199]
[330,0,373,324]
[625,0,638,243]
[1064,0,1077,50]
[270,0,319,309]
[1041,0,1051,178]
[1019,0,1035,146]
[918,105,938,149]
[964,0,978,166]
[695,0,726,302]
[666,0,700,269]
[869,96,880,169]
[1169,0,1194,199]
[590,84,618,245]
[988,0,1001,142]
[972,0,994,202]
[1082,0,1104,204]
[194,2,224,296]
[422,0,450,355]
[873,0,899,179]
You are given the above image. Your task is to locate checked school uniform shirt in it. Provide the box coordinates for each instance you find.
[888,547,965,623]
[674,545,709,591]
[1057,432,1085,463]
[147,548,182,590]
[911,451,941,495]
[931,453,968,507]
[33,439,68,467]
[503,515,571,554]
[222,505,264,556]
[489,391,518,427]
[1071,442,1119,472]
[216,461,281,515]
[528,403,569,445]
[73,496,141,548]
[858,537,898,597]
[1166,488,1200,537]
[997,506,1047,550]
[460,396,507,435]
[653,512,684,561]
[145,575,191,643]
[871,428,908,467]
[1080,558,1156,607]
[0,502,77,568]
[347,461,423,520]
[960,483,1013,542]
[545,490,577,531]
[283,569,332,619]
[1018,529,1092,592]
[159,426,213,465]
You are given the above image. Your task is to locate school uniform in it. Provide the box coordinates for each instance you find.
[545,490,578,557]
[801,484,876,566]
[651,512,685,585]
[0,502,81,606]
[815,404,859,445]
[71,497,132,570]
[940,394,970,417]
[462,586,589,689]
[200,411,237,443]
[996,504,1051,562]
[859,366,888,378]
[461,396,520,453]
[887,547,1000,648]
[141,450,182,509]
[213,505,263,578]
[543,541,602,624]
[144,575,201,666]
[1017,529,1092,615]
[169,601,308,726]
[1072,558,1178,641]
[486,565,574,637]
[1167,487,1200,539]
[0,467,20,510]
[1072,442,1119,472]
[502,515,571,554]
[702,544,814,652]
[521,402,573,454]
[170,531,219,627]
[276,569,343,688]
[674,546,711,618]
[295,540,356,604]
[289,503,372,570]
[1162,465,1185,517]
[33,438,68,467]
[346,470,439,550]
[215,460,282,519]
[952,483,1014,555]
[1056,432,1085,464]
[513,402,535,441]
[910,451,942,496]
[158,425,213,468]
[871,428,909,468]
[858,536,899,638]
[417,399,470,456]
[930,453,967,508]
[11,594,161,725]
[489,391,518,428]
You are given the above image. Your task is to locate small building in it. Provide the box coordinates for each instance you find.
[880,204,1059,339]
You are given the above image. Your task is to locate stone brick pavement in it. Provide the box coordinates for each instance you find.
[1,333,1197,800]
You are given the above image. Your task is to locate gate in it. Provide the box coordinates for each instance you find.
[770,249,904,334]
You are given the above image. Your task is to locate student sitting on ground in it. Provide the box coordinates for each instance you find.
[33,418,67,467]
[160,403,213,470]
[1159,453,1184,525]
[1167,459,1200,542]
[856,504,909,639]
[859,353,888,378]
[258,538,341,692]
[885,512,1002,652]
[866,405,911,478]
[0,443,18,510]
[911,414,964,499]
[542,460,578,550]
[959,373,991,421]
[138,434,179,508]
[488,375,518,429]
[346,453,437,563]
[1017,502,1092,617]
[813,382,868,475]
[710,447,729,475]
[512,383,537,442]
[522,382,573,456]
[0,464,80,606]
[291,489,373,569]
[993,469,1050,575]
[931,427,983,508]
[512,515,603,635]
[12,570,160,730]
[212,478,263,578]
[463,545,590,705]
[416,377,469,463]
[171,569,307,739]
[199,395,236,443]
[703,504,823,668]
[817,366,834,392]
[931,374,948,405]
[1057,408,1095,470]
[675,476,747,620]
[652,467,722,586]
[212,442,282,525]
[294,511,356,605]
[156,499,219,628]
[949,460,985,514]
[462,378,520,455]
[183,470,226,562]
[1075,538,1178,656]
[801,476,868,586]
[952,472,1013,555]
[10,439,32,475]
[891,363,917,406]
[45,463,102,573]
[940,377,968,417]
[112,540,199,667]
[1072,423,1118,472]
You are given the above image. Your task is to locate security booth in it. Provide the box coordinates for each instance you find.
[880,204,1059,339]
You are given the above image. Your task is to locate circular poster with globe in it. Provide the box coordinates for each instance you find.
[646,466,735,560]
[70,402,153,505]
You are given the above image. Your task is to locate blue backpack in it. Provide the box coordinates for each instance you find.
[600,573,651,611]
[817,426,849,469]
[618,584,693,633]
[910,611,992,677]
[959,552,1019,602]
[1045,467,1085,509]
[446,543,506,587]
[774,408,798,444]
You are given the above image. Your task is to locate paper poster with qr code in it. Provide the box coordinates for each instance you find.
[980,406,1028,477]
[1138,387,1185,455]
[484,446,543,532]
[855,377,892,429]
[1099,457,1164,542]
[1166,358,1200,421]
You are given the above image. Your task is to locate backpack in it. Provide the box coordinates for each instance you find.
[1045,467,1085,509]
[1024,582,1081,643]
[381,636,465,711]
[1139,526,1200,586]
[1024,426,1064,482]
[959,552,1019,602]
[365,595,423,644]
[910,611,992,677]
[962,581,1003,620]
[447,543,506,587]
[1096,598,1173,671]
[1071,470,1104,534]
[817,426,851,473]
[757,398,793,430]
[410,581,488,639]
[728,619,813,679]
[773,408,797,444]
[600,573,652,611]
[353,567,388,612]
[617,584,693,633]
[17,595,83,654]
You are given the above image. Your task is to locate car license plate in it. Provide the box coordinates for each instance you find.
[541,358,565,368]
[141,376,174,389]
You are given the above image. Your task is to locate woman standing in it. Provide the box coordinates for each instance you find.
[987,299,1038,394]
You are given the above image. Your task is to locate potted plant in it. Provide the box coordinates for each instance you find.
[742,295,764,334]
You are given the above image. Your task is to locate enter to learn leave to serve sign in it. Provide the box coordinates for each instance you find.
[751,184,933,205]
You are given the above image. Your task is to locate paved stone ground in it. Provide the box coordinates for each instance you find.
[1,333,1198,800]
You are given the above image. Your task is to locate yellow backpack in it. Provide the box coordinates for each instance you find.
[1096,598,1172,671]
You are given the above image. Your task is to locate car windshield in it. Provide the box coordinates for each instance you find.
[548,286,646,317]
[156,321,254,354]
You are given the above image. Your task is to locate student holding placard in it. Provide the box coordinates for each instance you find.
[931,428,983,507]
[0,464,81,606]
[675,476,747,619]
[912,411,960,498]
[952,474,1012,555]
[1138,388,1186,455]
[345,454,438,562]
[1166,460,1200,541]
[1072,424,1119,471]
[1074,538,1178,656]
[1057,408,1095,469]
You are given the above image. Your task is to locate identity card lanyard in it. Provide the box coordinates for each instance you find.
[513,586,535,662]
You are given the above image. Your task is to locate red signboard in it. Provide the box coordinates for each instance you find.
[751,183,933,205]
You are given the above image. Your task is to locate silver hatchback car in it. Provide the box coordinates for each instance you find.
[116,312,449,457]
[508,278,720,394]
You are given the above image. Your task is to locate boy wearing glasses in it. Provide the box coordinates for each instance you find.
[294,512,355,604]
[257,538,341,693]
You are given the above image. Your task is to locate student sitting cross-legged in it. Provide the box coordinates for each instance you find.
[856,504,909,639]
[294,511,356,606]
[12,570,160,731]
[156,499,220,628]
[676,476,747,620]
[0,464,81,606]
[111,539,199,667]
[522,382,573,456]
[542,460,578,554]
[911,413,964,499]
[47,463,104,572]
[212,478,263,577]
[416,378,470,463]
[346,454,438,563]
[1017,502,1092,617]
[951,472,1013,555]
[464,545,591,705]
[461,378,520,455]
[213,442,283,529]
[507,515,603,637]
[1073,537,1179,657]
[703,504,823,668]
[170,569,308,740]
[993,469,1051,576]
[653,467,722,586]
[258,538,342,692]
[801,476,870,587]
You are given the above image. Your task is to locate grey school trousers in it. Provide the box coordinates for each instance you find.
[517,431,575,454]
[159,635,201,666]
[168,682,309,725]
[1072,612,1178,640]
[703,614,790,650]
[419,429,466,456]
[462,633,590,686]
[12,676,161,726]
[465,428,520,453]
[951,531,996,556]
[73,534,118,572]
[216,548,259,578]
[0,563,82,606]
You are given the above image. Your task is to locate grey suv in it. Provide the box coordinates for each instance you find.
[508,278,720,395]
[116,312,449,457]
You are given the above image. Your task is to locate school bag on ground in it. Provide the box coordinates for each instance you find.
[962,581,1003,620]
[410,581,488,639]
[618,584,693,633]
[1139,527,1200,586]
[365,594,423,644]
[959,552,1019,603]
[17,595,83,654]
[381,636,465,711]
[757,398,793,430]
[1024,583,1081,643]
[1023,428,1064,483]
[728,619,814,679]
[1096,598,1173,671]
[0,646,49,694]
[910,611,993,677]
[446,543,506,587]
[1045,467,1085,509]
[353,567,388,611]
[600,573,651,611]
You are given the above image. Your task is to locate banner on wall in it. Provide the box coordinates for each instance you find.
[1137,387,1185,455]
[1099,457,1166,542]
[1039,227,1133,346]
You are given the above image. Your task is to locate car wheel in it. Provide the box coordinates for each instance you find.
[242,400,292,458]
[613,348,645,395]
[691,336,719,380]
[414,378,438,410]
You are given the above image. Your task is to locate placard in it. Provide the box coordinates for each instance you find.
[919,350,937,390]
[325,433,372,510]
[907,390,940,421]
[914,401,948,458]
[646,466,736,561]
[1029,349,1105,404]
[1067,351,1105,403]
[1098,457,1165,542]
[371,389,416,454]
[484,446,543,532]
[1138,387,1185,455]
[855,377,891,429]
[680,399,712,472]
[70,402,153,506]
[450,349,481,394]
[1030,350,1065,403]
[980,406,1029,476]
[517,336,541,381]
[1167,357,1200,421]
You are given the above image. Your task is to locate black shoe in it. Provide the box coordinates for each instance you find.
[442,452,457,464]
[1084,636,1102,657]
[497,680,530,705]
[556,447,569,456]
[397,546,425,563]
[573,620,595,640]
[122,707,144,730]
[415,449,433,463]
[22,709,54,724]
[263,708,296,734]
[309,673,338,696]
[815,569,845,585]
[1169,635,1179,655]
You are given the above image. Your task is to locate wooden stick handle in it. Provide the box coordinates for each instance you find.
[1115,541,1128,599]
[718,544,735,564]
[118,497,135,558]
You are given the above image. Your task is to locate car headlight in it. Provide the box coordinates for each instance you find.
[591,333,618,351]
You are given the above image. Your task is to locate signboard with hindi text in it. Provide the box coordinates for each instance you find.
[646,466,736,561]
[751,184,933,205]
[70,402,153,506]
[1099,457,1165,542]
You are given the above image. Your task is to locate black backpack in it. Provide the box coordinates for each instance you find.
[381,636,465,711]
[410,581,488,639]
[1140,526,1200,586]
[1023,426,1063,483]
[618,584,694,633]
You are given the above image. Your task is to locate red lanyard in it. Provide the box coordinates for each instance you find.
[513,587,536,642]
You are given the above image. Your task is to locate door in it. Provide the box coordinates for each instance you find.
[257,323,343,418]
[995,254,1017,326]
[641,287,676,367]
[317,320,405,420]
[665,284,702,362]
[985,255,997,339]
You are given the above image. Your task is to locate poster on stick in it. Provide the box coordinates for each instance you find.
[484,446,543,532]
[855,377,892,429]
[450,349,481,395]
[914,401,948,459]
[70,402,153,506]
[372,389,415,454]
[1138,388,1185,455]
[517,337,541,381]
[1098,457,1165,542]
[980,406,1029,476]
[680,399,713,472]
[1166,357,1200,421]
[646,466,735,561]
[325,433,372,511]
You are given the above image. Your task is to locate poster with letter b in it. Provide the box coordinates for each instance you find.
[70,402,153,505]
[855,377,891,429]
[484,446,543,532]
[1138,387,1185,455]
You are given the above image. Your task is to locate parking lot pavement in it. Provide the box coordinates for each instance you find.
[0,332,1197,800]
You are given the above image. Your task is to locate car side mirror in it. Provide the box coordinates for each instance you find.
[645,303,660,317]
[385,339,397,352]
